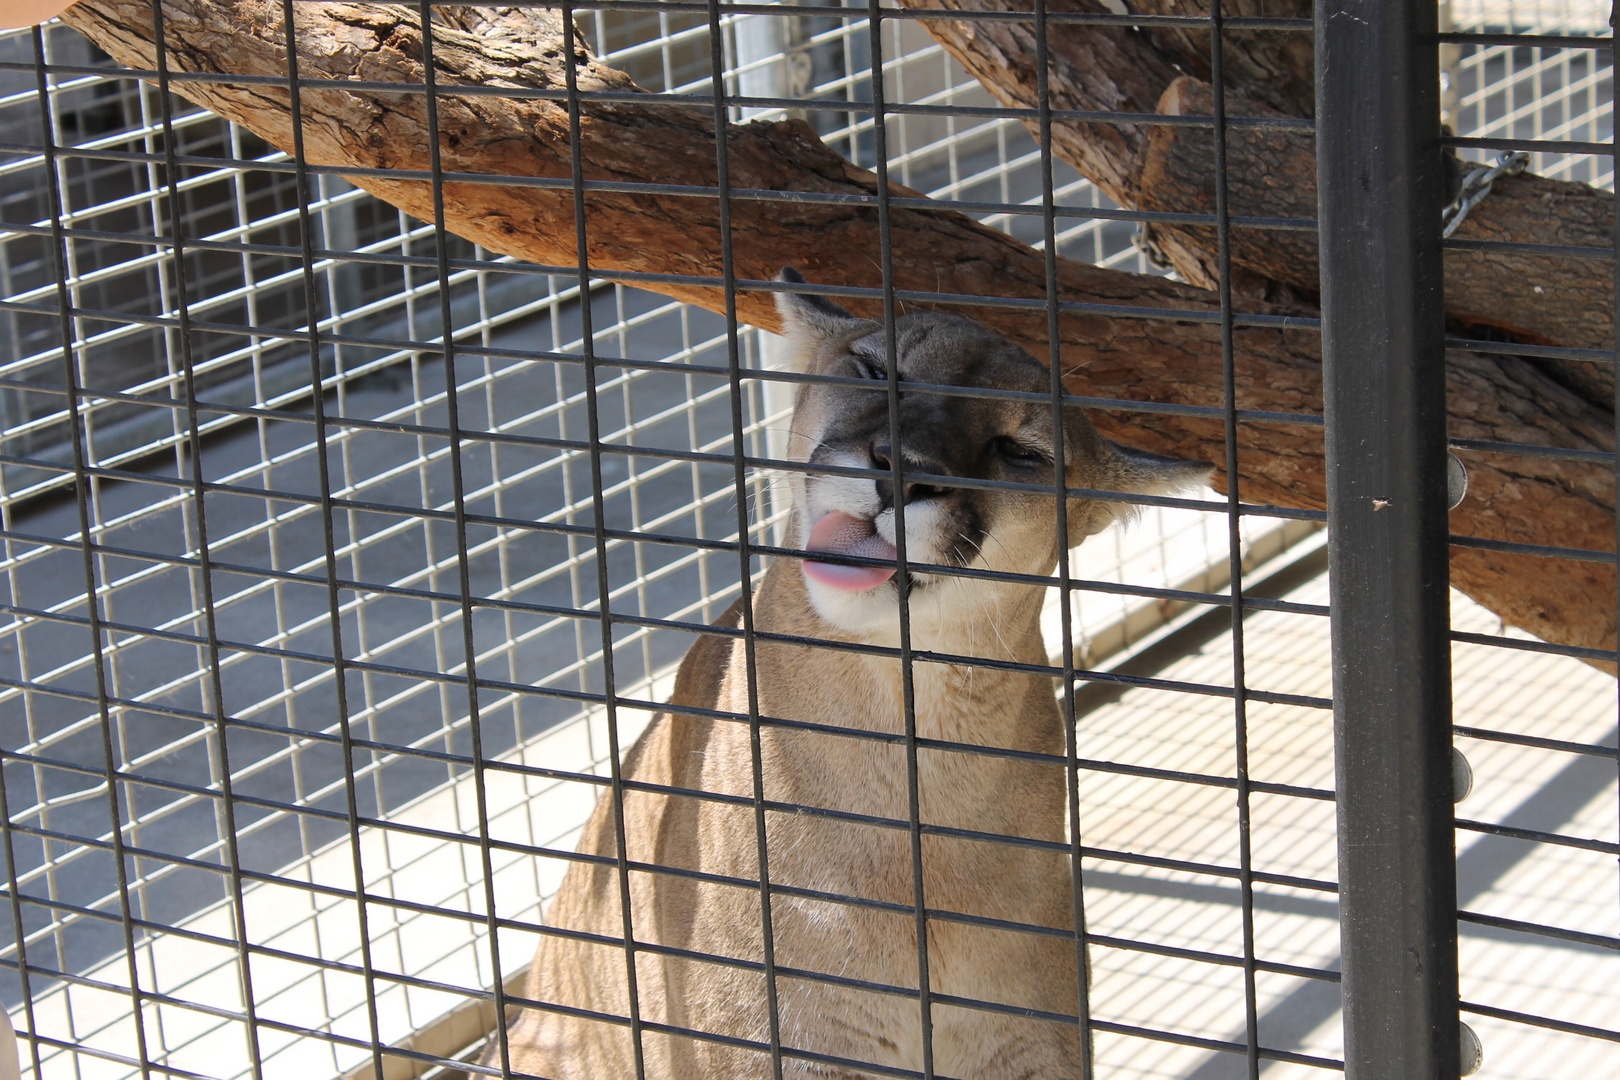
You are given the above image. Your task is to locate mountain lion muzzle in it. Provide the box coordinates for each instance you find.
[481,269,1211,1078]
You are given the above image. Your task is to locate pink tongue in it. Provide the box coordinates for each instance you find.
[803,511,898,591]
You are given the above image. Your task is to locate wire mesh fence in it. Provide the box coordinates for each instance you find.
[0,1,1613,1078]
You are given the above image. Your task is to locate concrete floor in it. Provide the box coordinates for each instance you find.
[15,543,1617,1080]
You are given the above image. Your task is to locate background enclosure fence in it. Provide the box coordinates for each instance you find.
[0,0,1614,1078]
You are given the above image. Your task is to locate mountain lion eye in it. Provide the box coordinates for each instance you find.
[994,437,1047,466]
[847,354,881,380]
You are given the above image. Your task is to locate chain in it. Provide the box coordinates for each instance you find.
[1441,150,1530,238]
[1131,220,1176,271]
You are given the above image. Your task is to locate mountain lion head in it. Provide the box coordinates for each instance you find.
[772,267,1211,639]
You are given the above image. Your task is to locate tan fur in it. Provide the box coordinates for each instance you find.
[483,273,1208,1078]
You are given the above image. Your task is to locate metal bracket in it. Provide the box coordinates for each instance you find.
[1460,1021,1484,1076]
[1447,451,1469,510]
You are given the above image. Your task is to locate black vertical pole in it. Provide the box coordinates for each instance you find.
[1316,0,1459,1076]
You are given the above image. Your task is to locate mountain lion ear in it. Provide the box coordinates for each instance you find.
[1107,441,1215,497]
[772,267,872,371]
[1065,439,1214,545]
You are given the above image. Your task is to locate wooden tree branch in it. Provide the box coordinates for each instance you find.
[897,0,1617,383]
[1127,0,1315,118]
[1139,75,1615,403]
[58,0,1615,660]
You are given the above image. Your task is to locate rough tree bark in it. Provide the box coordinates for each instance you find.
[58,0,1616,660]
[899,0,1616,398]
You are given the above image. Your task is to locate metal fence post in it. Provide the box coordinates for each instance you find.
[1316,0,1460,1076]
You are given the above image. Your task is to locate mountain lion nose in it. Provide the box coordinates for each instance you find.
[870,442,949,510]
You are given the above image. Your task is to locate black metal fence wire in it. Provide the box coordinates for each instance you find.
[0,1,1614,1078]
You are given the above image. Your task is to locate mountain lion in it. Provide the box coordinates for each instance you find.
[482,269,1210,1078]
